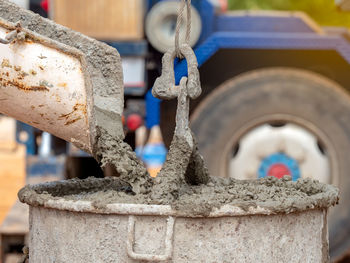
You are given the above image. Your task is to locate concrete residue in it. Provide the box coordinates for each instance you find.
[94,127,153,195]
[18,177,134,208]
[151,135,210,203]
[19,171,339,216]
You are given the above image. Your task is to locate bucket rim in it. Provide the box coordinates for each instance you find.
[18,177,339,218]
[38,199,279,217]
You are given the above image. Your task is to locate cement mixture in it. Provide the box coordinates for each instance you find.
[19,167,339,216]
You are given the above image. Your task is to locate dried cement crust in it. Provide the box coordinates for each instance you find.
[18,175,339,217]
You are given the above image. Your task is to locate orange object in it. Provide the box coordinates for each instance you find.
[147,167,162,178]
[0,144,26,224]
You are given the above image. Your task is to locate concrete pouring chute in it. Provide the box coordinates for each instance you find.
[0,0,125,154]
[0,20,91,151]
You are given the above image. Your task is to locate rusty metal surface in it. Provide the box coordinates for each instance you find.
[0,0,125,154]
[0,19,91,152]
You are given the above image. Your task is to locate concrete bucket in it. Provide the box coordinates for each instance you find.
[18,177,338,262]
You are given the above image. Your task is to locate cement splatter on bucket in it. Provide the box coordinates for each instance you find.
[18,176,338,262]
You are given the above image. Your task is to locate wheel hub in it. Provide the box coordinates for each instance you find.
[229,123,330,183]
[268,164,290,179]
[258,152,300,180]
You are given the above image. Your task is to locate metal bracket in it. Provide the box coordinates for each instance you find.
[127,215,175,261]
[152,43,201,100]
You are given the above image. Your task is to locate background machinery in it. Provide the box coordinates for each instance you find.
[142,3,350,259]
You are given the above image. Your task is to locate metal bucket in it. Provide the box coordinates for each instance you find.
[19,178,338,263]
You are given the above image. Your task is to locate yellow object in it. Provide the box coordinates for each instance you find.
[0,117,26,224]
[51,0,144,41]
[0,144,26,224]
[0,117,16,151]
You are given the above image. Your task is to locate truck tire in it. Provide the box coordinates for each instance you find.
[190,68,350,260]
[145,1,202,53]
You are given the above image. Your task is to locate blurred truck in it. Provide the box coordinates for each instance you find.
[5,0,350,261]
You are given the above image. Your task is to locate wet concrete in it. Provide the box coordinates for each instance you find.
[19,174,339,216]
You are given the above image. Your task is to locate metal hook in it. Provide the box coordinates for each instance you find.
[152,44,209,185]
[152,43,201,101]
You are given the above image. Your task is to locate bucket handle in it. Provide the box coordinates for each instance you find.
[127,215,175,261]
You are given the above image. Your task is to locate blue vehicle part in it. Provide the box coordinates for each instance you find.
[26,156,65,177]
[196,0,216,45]
[258,152,301,181]
[106,41,148,56]
[146,0,158,12]
[175,31,350,84]
[145,89,161,128]
[16,121,36,155]
[215,13,319,34]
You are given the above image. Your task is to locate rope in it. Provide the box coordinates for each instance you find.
[175,0,191,58]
